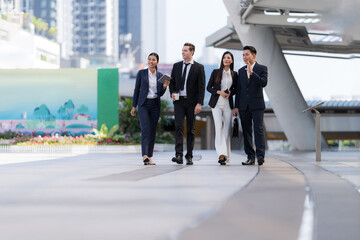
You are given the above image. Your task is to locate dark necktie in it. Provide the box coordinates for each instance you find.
[181,63,190,90]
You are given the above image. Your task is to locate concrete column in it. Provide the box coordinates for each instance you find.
[223,0,326,150]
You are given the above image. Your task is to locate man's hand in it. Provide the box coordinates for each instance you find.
[245,61,253,75]
[130,106,136,116]
[194,104,202,115]
[233,108,239,116]
[171,93,176,101]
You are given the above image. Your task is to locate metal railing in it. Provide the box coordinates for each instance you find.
[303,102,324,162]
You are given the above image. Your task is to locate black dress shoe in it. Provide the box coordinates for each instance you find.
[186,157,193,165]
[172,155,183,164]
[242,158,255,165]
[257,156,264,166]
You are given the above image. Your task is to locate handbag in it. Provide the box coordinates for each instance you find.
[232,117,239,138]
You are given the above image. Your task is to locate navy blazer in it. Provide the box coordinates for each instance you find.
[207,69,238,109]
[132,69,166,107]
[169,61,206,105]
[235,62,268,111]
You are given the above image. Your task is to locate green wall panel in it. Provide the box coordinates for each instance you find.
[97,69,119,130]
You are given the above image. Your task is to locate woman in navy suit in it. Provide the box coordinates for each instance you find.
[131,53,170,165]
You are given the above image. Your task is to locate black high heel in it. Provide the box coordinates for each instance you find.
[218,156,227,165]
[143,158,150,165]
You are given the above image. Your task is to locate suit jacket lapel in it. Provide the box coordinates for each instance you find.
[252,62,258,74]
[186,61,195,85]
[243,67,249,86]
[177,62,182,88]
[144,70,149,88]
[156,72,162,92]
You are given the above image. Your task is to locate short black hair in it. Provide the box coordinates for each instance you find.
[243,46,257,55]
[184,42,195,54]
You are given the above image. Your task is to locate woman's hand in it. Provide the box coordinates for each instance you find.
[163,80,170,89]
[217,90,230,99]
[130,107,136,116]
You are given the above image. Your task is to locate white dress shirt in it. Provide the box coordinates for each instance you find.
[147,69,158,99]
[221,69,232,91]
[247,62,256,79]
[179,59,194,96]
[217,69,232,106]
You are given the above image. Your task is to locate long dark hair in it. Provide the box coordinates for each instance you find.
[148,52,159,70]
[215,51,234,84]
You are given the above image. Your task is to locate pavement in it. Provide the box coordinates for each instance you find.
[0,150,359,240]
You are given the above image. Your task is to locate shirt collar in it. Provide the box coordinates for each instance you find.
[223,68,231,75]
[148,68,156,76]
[251,62,256,69]
[183,59,194,65]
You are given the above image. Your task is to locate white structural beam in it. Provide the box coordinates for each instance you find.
[245,14,322,27]
[224,0,326,150]
[252,0,332,12]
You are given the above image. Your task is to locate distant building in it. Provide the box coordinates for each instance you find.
[0,17,60,69]
[2,0,144,68]
[119,0,141,64]
[141,0,166,63]
[70,0,119,67]
[33,0,57,28]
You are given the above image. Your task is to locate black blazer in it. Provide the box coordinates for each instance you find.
[235,62,268,111]
[207,69,238,109]
[132,69,166,107]
[169,61,206,105]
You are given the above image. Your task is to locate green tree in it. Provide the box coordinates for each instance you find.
[58,106,66,119]
[32,16,42,34]
[156,100,174,143]
[34,104,51,120]
[77,104,89,114]
[64,99,75,119]
[32,16,48,36]
[47,27,57,39]
[119,98,140,134]
[118,98,174,144]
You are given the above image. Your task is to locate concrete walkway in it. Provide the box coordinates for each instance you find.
[0,150,359,240]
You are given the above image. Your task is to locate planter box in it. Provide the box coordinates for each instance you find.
[0,144,173,153]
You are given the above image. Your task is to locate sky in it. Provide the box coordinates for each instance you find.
[162,0,360,101]
[165,0,228,63]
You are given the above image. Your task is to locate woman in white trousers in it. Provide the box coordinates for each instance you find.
[207,51,238,165]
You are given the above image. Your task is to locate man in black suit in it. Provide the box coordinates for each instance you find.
[233,46,268,166]
[169,43,205,165]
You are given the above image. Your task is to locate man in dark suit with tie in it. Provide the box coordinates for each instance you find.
[169,42,205,165]
[233,46,268,166]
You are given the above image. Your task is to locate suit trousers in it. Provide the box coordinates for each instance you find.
[239,108,265,159]
[138,98,160,157]
[174,97,195,158]
[211,97,232,158]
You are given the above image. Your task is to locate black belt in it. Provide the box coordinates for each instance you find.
[180,96,188,98]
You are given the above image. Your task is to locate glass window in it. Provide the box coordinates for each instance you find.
[41,0,46,8]
[41,10,47,18]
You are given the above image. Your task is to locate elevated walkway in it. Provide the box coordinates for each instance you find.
[0,150,359,240]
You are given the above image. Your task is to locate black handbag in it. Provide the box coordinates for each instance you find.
[232,117,239,138]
